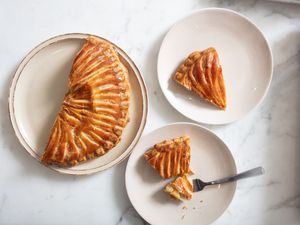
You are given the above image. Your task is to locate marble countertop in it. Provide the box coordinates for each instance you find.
[0,0,299,224]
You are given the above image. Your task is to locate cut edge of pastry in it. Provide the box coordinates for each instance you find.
[164,174,193,200]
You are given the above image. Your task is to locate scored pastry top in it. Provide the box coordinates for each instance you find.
[41,36,130,167]
[173,47,226,110]
[144,136,191,179]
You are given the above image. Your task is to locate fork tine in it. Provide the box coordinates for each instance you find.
[192,179,202,192]
[192,179,197,190]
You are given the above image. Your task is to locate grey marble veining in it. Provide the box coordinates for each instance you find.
[0,0,299,224]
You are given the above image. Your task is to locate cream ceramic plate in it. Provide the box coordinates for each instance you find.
[9,33,148,175]
[157,8,273,124]
[126,123,236,225]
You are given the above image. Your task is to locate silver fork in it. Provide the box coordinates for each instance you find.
[193,167,265,192]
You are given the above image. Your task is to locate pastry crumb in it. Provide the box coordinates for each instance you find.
[200,200,203,203]
[193,206,196,210]
[182,206,188,210]
[181,215,185,220]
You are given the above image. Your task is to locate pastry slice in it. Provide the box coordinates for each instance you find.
[173,48,226,110]
[41,36,130,167]
[164,174,193,200]
[144,136,190,179]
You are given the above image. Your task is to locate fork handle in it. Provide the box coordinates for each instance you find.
[209,167,265,185]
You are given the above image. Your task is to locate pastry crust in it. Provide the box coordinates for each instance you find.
[144,136,190,179]
[164,174,193,200]
[173,48,226,110]
[41,36,130,167]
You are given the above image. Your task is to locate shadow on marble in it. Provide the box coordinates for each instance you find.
[260,30,300,224]
[115,205,148,225]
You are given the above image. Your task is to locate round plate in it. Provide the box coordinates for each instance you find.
[157,8,273,124]
[8,33,148,175]
[126,123,236,225]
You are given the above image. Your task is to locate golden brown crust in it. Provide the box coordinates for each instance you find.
[41,36,130,167]
[164,174,193,200]
[173,48,226,110]
[144,136,190,179]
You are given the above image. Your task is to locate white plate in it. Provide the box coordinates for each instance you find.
[126,123,236,225]
[157,8,273,124]
[8,33,148,175]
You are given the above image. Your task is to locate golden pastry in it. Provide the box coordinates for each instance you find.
[173,48,226,110]
[41,36,130,166]
[164,174,193,200]
[144,136,191,179]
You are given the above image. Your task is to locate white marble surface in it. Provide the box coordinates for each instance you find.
[0,0,299,224]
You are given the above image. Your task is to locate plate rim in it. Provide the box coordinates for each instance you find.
[8,33,148,175]
[157,8,273,125]
[125,122,237,225]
